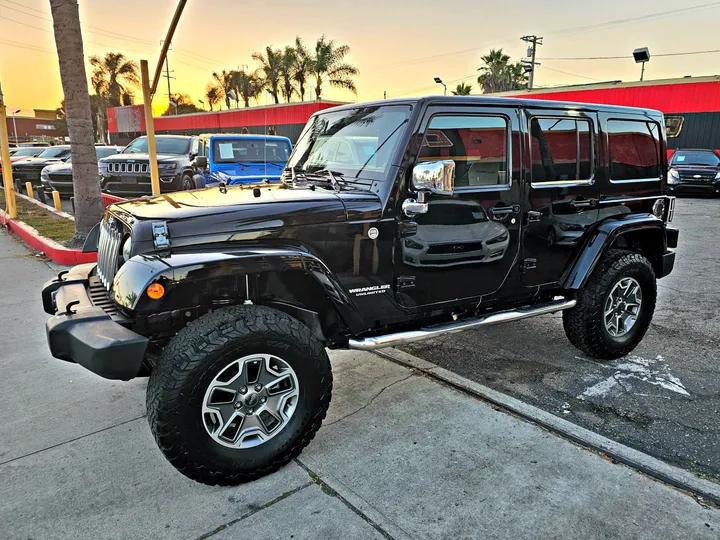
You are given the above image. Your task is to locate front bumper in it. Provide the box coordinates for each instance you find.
[101,173,182,196]
[42,264,148,380]
[668,182,720,195]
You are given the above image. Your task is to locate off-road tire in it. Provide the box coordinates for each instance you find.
[146,305,332,486]
[563,249,656,360]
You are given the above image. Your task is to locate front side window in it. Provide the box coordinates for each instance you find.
[608,119,660,181]
[213,139,291,163]
[123,136,191,155]
[419,115,509,189]
[530,117,593,185]
[287,105,411,182]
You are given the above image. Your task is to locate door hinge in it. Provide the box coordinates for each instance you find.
[399,221,418,238]
[521,258,537,273]
[396,276,416,290]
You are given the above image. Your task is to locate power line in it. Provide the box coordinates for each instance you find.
[0,37,52,53]
[541,49,720,61]
[541,66,600,81]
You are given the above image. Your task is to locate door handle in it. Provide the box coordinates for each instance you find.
[570,198,598,209]
[489,204,520,217]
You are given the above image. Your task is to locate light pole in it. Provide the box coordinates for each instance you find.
[11,109,20,143]
[198,99,205,110]
[434,77,446,95]
[633,48,650,82]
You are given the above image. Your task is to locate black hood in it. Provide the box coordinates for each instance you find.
[109,183,382,241]
[14,157,65,168]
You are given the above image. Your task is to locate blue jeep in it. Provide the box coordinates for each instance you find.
[199,134,293,185]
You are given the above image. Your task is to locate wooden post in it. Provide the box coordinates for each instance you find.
[141,60,161,196]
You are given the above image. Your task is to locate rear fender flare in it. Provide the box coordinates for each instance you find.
[563,214,667,289]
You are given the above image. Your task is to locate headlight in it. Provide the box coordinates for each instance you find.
[486,231,509,244]
[404,239,424,250]
[667,168,680,184]
[558,223,583,232]
[652,198,666,219]
[122,236,132,261]
[41,169,50,181]
[158,162,177,172]
[715,171,720,180]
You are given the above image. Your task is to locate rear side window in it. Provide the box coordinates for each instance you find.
[607,119,660,181]
[529,117,593,186]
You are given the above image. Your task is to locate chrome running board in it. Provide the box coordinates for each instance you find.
[348,298,577,351]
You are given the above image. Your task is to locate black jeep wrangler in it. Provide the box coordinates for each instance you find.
[41,97,678,485]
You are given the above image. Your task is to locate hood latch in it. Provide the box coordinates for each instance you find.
[152,222,171,250]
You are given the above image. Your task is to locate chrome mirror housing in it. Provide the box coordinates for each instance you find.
[411,160,455,195]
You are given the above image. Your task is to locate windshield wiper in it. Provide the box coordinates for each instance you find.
[306,169,348,191]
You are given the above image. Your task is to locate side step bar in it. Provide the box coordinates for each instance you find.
[348,298,577,351]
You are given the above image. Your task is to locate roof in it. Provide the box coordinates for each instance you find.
[197,133,291,142]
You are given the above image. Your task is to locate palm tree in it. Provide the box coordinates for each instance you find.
[161,94,202,116]
[452,82,473,95]
[313,35,358,100]
[292,36,313,101]
[477,49,527,93]
[231,69,263,107]
[252,47,283,104]
[205,84,222,111]
[49,0,103,242]
[280,46,297,103]
[88,52,139,107]
[212,70,234,109]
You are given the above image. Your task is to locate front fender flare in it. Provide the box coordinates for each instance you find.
[111,247,366,334]
[562,213,667,289]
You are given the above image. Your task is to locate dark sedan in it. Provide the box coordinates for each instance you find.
[40,146,124,196]
[12,145,71,192]
[667,149,720,196]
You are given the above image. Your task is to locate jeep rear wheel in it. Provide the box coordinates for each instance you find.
[563,249,656,360]
[146,305,332,486]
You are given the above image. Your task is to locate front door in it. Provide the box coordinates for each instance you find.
[395,106,523,308]
[521,109,601,286]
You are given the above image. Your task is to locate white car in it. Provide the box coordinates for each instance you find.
[402,201,510,267]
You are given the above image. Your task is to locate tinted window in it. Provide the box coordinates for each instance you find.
[608,120,660,181]
[671,150,720,167]
[11,147,42,157]
[420,115,509,188]
[530,118,593,184]
[123,136,190,155]
[213,139,291,163]
[415,203,489,226]
[37,146,71,158]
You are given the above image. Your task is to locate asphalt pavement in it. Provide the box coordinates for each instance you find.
[1,204,718,539]
[400,197,720,480]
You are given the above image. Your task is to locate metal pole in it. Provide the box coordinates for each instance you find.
[141,60,161,196]
[11,111,18,144]
[151,0,188,97]
[529,37,538,90]
[165,56,173,114]
[640,62,646,82]
[0,83,18,218]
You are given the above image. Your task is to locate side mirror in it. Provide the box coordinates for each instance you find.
[194,156,208,168]
[411,160,455,195]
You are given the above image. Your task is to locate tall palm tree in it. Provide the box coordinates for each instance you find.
[477,49,527,93]
[313,35,359,100]
[280,46,297,103]
[292,36,313,101]
[452,82,473,95]
[252,47,283,104]
[88,52,139,107]
[49,0,103,241]
[212,70,234,109]
[231,69,263,107]
[204,83,222,111]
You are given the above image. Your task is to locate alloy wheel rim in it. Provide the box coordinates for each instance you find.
[201,354,299,449]
[603,277,642,337]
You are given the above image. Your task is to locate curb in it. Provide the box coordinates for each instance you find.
[376,347,720,507]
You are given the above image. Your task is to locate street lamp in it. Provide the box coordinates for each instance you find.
[198,99,205,110]
[169,100,178,115]
[11,109,20,143]
[633,47,651,82]
[434,77,446,95]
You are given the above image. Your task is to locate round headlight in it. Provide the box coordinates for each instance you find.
[122,236,132,261]
[652,199,666,219]
[667,168,680,184]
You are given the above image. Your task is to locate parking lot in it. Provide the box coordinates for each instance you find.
[400,197,720,480]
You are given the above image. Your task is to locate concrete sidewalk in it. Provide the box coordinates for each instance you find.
[0,229,717,540]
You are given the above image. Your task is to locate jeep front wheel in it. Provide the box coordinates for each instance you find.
[563,249,656,360]
[146,305,332,486]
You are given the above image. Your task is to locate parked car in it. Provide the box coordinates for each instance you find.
[667,148,720,196]
[42,96,678,486]
[99,135,205,197]
[18,141,55,147]
[1,146,47,178]
[200,134,293,186]
[40,146,124,196]
[12,145,71,192]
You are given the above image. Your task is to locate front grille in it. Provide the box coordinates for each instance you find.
[88,275,128,322]
[14,166,45,178]
[96,216,124,290]
[107,162,149,174]
[427,242,485,255]
[679,172,716,183]
[49,174,71,182]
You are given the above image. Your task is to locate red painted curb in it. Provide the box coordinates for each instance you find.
[1,210,97,266]
[101,193,127,207]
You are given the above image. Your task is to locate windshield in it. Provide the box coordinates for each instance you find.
[37,146,70,159]
[671,151,720,167]
[212,139,291,163]
[415,204,489,226]
[287,105,411,182]
[123,136,190,155]
[11,148,41,157]
[96,147,122,159]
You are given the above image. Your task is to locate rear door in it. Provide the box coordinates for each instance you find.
[521,109,600,286]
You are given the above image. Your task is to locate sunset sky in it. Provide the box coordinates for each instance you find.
[1,0,720,116]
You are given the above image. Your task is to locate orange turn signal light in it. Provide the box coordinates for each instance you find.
[146,282,165,300]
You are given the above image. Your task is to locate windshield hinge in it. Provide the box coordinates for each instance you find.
[152,222,171,251]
